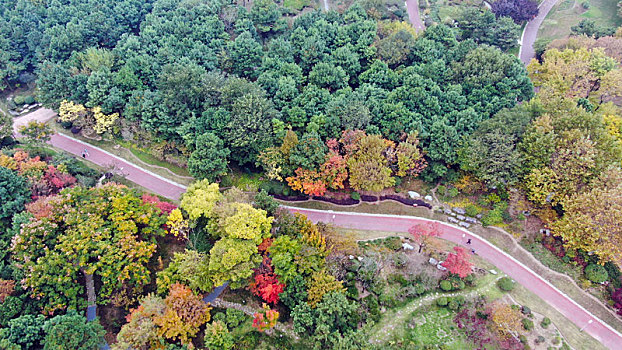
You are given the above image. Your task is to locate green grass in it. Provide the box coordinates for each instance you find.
[222,168,264,191]
[538,0,622,42]
[283,0,310,10]
[404,307,473,349]
[119,141,191,177]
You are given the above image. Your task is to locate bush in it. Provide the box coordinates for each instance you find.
[522,318,534,331]
[585,264,608,283]
[446,187,459,198]
[440,280,452,291]
[581,0,590,8]
[448,300,459,310]
[605,262,621,288]
[23,96,35,105]
[535,335,546,344]
[465,204,480,217]
[70,126,81,134]
[388,273,408,286]
[436,297,448,307]
[519,335,528,344]
[60,121,73,129]
[540,317,551,328]
[384,237,402,251]
[437,185,447,196]
[350,192,361,200]
[392,253,407,268]
[521,306,531,315]
[481,209,504,226]
[497,277,515,292]
[13,96,25,105]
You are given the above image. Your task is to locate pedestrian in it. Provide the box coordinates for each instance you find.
[467,239,472,245]
[471,248,476,255]
[84,148,89,157]
[81,151,86,158]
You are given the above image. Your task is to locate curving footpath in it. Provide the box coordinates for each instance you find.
[519,0,560,64]
[11,108,620,348]
[405,0,425,33]
[285,206,622,349]
[12,108,187,200]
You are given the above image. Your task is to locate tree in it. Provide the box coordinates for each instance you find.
[11,184,166,313]
[18,121,53,143]
[203,321,233,350]
[551,169,622,263]
[43,310,105,350]
[208,238,263,289]
[408,222,442,253]
[252,304,279,332]
[491,0,538,23]
[225,31,263,79]
[0,314,45,349]
[180,180,222,222]
[571,19,616,39]
[306,271,345,307]
[441,247,473,278]
[289,132,327,170]
[489,302,524,339]
[395,132,427,177]
[250,271,285,305]
[0,112,12,140]
[187,133,230,181]
[347,134,395,192]
[0,166,30,229]
[456,8,521,51]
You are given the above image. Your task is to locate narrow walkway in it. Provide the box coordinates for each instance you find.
[405,0,425,33]
[285,206,622,349]
[519,0,560,64]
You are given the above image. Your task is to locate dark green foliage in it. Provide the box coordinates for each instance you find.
[604,262,621,289]
[253,190,279,216]
[43,310,105,350]
[0,314,45,349]
[440,280,452,291]
[497,277,516,292]
[436,297,448,306]
[351,192,361,201]
[0,167,30,229]
[280,275,308,311]
[585,264,609,283]
[540,317,551,328]
[521,306,531,315]
[456,8,521,51]
[383,237,403,251]
[522,318,534,330]
[571,19,616,39]
[187,133,230,181]
[0,296,22,327]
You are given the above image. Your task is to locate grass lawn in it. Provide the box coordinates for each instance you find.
[283,0,310,10]
[404,307,474,349]
[277,198,436,218]
[538,0,622,42]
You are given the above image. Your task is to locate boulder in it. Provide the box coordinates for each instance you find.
[456,215,466,221]
[475,213,483,219]
[402,243,415,250]
[429,257,438,265]
[453,207,466,215]
[408,191,421,198]
[465,217,478,224]
[447,217,459,224]
[437,264,447,271]
[459,222,471,228]
[424,195,433,201]
[443,208,453,215]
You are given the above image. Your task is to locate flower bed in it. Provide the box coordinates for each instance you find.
[312,196,360,205]
[271,194,308,201]
[380,195,432,209]
[360,195,379,202]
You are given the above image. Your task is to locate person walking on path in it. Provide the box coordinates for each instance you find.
[467,239,472,245]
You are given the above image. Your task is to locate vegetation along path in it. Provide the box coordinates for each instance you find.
[13,109,621,348]
[285,206,622,349]
[519,0,561,64]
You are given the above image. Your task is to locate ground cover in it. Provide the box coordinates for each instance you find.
[538,0,622,42]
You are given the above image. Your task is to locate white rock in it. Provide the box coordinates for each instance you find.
[348,255,354,260]
[424,195,433,201]
[408,191,421,198]
[357,256,363,261]
[402,243,415,250]
[429,257,438,265]
[489,269,498,275]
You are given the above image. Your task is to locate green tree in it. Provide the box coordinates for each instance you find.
[203,321,234,350]
[11,184,166,313]
[187,133,230,181]
[226,31,263,79]
[289,132,328,170]
[180,180,222,222]
[0,167,30,229]
[43,310,105,350]
[0,314,45,349]
[347,134,395,192]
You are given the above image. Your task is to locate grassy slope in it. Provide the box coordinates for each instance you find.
[538,0,622,42]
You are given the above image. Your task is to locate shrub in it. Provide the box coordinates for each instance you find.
[384,237,402,251]
[465,204,480,217]
[446,187,459,198]
[388,273,408,286]
[60,121,73,129]
[350,192,361,200]
[522,318,534,330]
[392,253,407,268]
[521,306,531,315]
[535,335,545,344]
[436,297,448,307]
[437,185,447,196]
[581,0,590,8]
[13,96,25,105]
[481,209,504,226]
[519,335,528,344]
[585,264,608,284]
[440,280,452,291]
[605,262,621,288]
[23,96,35,105]
[497,277,515,292]
[540,317,551,328]
[448,300,459,310]
[70,126,81,134]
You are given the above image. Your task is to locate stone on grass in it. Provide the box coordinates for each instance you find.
[459,222,471,228]
[429,257,438,265]
[402,243,415,250]
[443,208,452,215]
[408,191,421,198]
[456,215,466,221]
[465,217,478,224]
[424,195,433,201]
[447,217,459,224]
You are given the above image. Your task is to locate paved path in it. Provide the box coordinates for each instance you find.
[12,108,187,200]
[519,0,560,64]
[405,0,425,33]
[285,206,622,349]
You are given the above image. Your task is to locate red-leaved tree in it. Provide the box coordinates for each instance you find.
[442,247,473,278]
[142,193,177,215]
[408,222,441,253]
[249,256,285,304]
[252,304,279,332]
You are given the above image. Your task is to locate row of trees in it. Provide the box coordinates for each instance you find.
[5,0,534,181]
[258,129,426,195]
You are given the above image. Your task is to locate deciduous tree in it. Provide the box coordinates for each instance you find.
[441,247,473,278]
